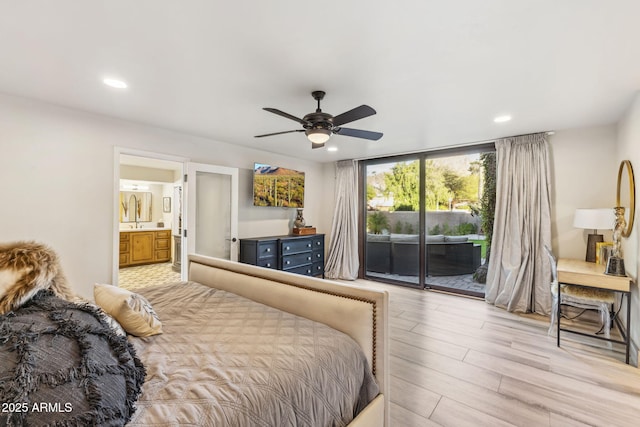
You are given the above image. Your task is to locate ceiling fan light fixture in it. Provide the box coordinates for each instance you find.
[306,128,331,145]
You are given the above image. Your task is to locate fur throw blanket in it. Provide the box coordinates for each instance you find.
[0,290,146,426]
[0,241,76,315]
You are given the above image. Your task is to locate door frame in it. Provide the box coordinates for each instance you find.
[112,147,188,286]
[183,162,239,277]
[359,144,495,290]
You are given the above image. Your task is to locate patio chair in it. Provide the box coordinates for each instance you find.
[544,245,615,339]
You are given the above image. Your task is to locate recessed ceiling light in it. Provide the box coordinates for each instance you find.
[494,115,511,123]
[327,146,338,152]
[103,78,128,89]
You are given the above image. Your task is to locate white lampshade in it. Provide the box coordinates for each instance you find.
[573,208,615,231]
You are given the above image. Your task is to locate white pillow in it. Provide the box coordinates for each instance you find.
[94,284,162,337]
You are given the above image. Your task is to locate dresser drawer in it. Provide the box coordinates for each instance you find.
[281,252,313,270]
[312,250,323,262]
[286,264,314,276]
[312,262,324,276]
[280,238,313,255]
[257,241,277,258]
[311,235,324,251]
[257,257,277,269]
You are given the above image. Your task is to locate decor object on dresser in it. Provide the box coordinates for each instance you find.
[606,206,627,276]
[572,208,614,263]
[294,207,305,227]
[240,234,325,277]
[255,90,383,148]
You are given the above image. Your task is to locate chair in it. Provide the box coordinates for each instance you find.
[544,246,615,338]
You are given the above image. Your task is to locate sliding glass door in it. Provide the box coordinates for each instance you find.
[423,153,487,296]
[362,147,494,296]
[364,158,422,288]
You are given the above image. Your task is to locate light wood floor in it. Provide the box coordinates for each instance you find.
[353,279,640,427]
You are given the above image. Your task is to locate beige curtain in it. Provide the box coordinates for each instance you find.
[485,133,552,314]
[325,160,359,280]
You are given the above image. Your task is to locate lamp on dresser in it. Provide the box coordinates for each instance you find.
[573,208,614,263]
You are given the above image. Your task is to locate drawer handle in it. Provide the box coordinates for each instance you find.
[286,260,291,265]
[266,248,271,252]
[307,243,312,248]
[316,241,321,245]
[266,263,271,267]
[285,246,290,250]
[307,269,311,274]
[307,256,311,261]
[316,254,321,258]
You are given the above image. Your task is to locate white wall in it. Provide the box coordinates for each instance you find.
[616,91,640,360]
[548,125,618,259]
[0,93,329,300]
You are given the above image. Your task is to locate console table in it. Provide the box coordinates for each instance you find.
[239,234,325,277]
[557,258,634,364]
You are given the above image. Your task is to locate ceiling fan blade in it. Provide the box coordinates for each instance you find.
[263,108,311,125]
[255,129,304,138]
[334,127,383,141]
[332,105,376,127]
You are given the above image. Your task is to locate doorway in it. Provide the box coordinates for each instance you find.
[113,150,240,288]
[115,151,185,289]
[362,146,495,297]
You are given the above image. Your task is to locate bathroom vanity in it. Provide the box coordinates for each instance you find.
[119,229,171,267]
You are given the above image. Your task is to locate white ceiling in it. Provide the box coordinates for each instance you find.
[2,1,639,163]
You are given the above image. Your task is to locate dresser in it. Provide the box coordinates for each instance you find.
[239,234,325,277]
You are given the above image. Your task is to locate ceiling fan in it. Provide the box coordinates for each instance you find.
[255,91,383,149]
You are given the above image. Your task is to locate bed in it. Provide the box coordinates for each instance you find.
[1,249,388,426]
[128,254,389,427]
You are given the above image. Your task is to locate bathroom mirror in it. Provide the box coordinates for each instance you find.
[616,160,635,237]
[120,192,152,223]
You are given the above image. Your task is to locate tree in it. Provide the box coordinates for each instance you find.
[384,161,420,211]
[424,160,453,210]
[473,152,496,283]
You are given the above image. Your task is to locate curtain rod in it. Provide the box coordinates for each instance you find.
[353,130,555,162]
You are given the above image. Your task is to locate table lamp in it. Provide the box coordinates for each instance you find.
[573,208,614,262]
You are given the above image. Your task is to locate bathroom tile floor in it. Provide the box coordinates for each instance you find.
[119,262,181,291]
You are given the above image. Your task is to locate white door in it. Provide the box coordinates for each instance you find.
[184,163,238,276]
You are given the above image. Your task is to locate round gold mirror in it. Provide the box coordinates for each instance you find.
[616,160,635,237]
